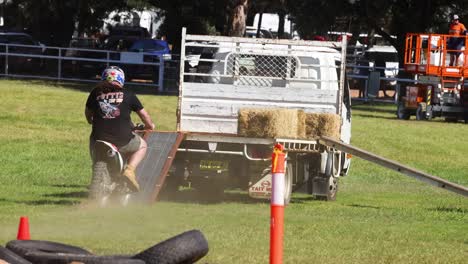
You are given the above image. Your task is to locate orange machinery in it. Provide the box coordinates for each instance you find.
[397,33,468,122]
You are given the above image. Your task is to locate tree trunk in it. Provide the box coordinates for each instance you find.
[256,12,263,38]
[278,10,285,39]
[228,0,249,37]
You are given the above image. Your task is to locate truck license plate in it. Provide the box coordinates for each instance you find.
[200,160,228,171]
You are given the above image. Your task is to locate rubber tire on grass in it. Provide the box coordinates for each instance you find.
[415,103,427,120]
[89,161,112,200]
[6,240,92,257]
[21,252,145,264]
[132,229,209,264]
[0,246,32,264]
[396,101,410,120]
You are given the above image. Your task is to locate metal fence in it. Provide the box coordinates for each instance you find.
[0,42,420,99]
[0,42,179,93]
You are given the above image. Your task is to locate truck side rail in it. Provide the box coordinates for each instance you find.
[177,133,324,161]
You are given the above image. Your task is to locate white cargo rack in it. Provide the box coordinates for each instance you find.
[177,27,348,135]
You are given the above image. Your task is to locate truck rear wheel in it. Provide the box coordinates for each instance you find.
[308,152,339,201]
[259,163,293,205]
[284,163,293,205]
[196,178,225,202]
[397,101,410,120]
[416,103,427,120]
[314,177,338,201]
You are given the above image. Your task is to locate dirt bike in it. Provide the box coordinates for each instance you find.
[88,124,146,206]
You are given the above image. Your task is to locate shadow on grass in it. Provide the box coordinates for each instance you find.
[351,113,397,120]
[159,189,322,204]
[0,198,80,206]
[158,189,267,205]
[44,191,88,199]
[429,206,467,214]
[289,196,318,203]
[346,203,381,210]
[50,184,89,188]
[351,101,396,113]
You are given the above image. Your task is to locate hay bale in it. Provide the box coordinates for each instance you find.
[305,113,341,139]
[238,108,306,139]
[296,110,306,139]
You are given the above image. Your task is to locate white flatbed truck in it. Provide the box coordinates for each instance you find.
[161,28,352,202]
[137,29,467,204]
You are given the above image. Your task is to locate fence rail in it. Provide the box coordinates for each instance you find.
[0,42,175,93]
[0,42,425,98]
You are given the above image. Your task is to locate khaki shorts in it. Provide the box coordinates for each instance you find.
[89,134,143,162]
[119,134,143,154]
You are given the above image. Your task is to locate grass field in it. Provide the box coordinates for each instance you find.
[0,80,467,263]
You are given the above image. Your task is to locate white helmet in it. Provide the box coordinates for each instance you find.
[101,66,125,87]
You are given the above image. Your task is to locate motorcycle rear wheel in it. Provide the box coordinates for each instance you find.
[89,161,112,202]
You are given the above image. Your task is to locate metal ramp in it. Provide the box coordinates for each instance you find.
[134,131,184,203]
[319,136,468,197]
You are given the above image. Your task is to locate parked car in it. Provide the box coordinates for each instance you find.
[62,37,107,78]
[108,26,150,39]
[0,31,45,73]
[100,26,151,52]
[118,38,171,82]
[129,39,171,59]
[244,26,274,39]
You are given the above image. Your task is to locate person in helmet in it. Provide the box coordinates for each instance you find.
[85,66,155,191]
[448,14,467,66]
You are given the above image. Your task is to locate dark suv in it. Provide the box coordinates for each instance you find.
[0,32,45,73]
[62,37,106,78]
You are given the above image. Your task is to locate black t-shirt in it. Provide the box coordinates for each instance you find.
[86,86,143,147]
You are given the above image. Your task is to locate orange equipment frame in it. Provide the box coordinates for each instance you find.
[404,33,468,77]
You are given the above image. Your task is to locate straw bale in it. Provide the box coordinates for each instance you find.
[238,108,306,139]
[305,113,341,139]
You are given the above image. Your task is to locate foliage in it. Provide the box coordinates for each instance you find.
[5,0,129,46]
[5,0,468,58]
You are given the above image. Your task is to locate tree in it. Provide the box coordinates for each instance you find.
[5,0,128,46]
[226,0,249,36]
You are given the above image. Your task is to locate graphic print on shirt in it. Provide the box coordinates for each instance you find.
[96,92,124,119]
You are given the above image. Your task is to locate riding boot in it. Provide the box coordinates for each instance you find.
[122,165,140,191]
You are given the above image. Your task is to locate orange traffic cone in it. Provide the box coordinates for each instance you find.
[17,216,30,240]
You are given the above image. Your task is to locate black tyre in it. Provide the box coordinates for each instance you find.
[0,246,32,264]
[132,229,209,264]
[89,161,113,200]
[309,152,339,201]
[196,179,225,202]
[396,101,410,120]
[283,163,293,205]
[6,240,91,257]
[22,252,144,264]
[445,116,458,123]
[415,103,427,120]
[315,177,339,201]
[260,163,293,205]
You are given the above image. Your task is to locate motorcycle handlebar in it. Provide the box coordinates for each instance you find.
[132,123,153,131]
